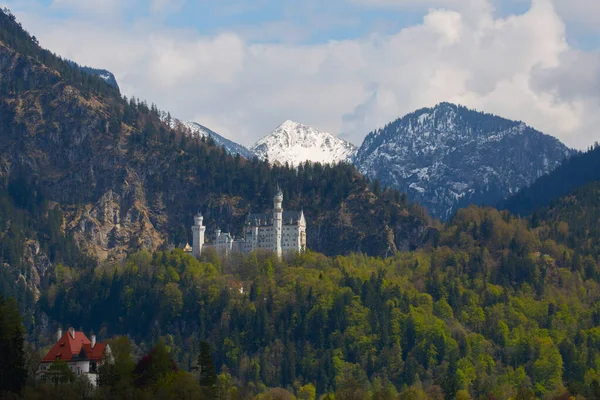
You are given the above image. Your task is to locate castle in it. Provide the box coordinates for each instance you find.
[192,189,307,258]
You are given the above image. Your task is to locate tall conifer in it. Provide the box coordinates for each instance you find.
[0,295,27,393]
[198,341,217,399]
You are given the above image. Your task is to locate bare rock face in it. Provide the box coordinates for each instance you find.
[21,240,53,300]
[69,189,165,262]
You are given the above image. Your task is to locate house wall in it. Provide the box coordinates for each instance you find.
[37,359,102,387]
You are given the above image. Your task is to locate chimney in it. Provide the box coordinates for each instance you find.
[56,328,62,341]
[91,335,96,349]
[69,327,75,339]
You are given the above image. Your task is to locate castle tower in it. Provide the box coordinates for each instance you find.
[253,225,259,252]
[192,213,205,258]
[299,209,307,252]
[273,188,283,258]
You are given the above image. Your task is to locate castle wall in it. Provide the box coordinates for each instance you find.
[192,191,305,258]
[281,224,304,252]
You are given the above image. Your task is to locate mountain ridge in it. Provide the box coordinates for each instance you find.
[353,102,574,220]
[499,143,599,216]
[65,60,120,90]
[173,104,575,222]
[175,119,256,159]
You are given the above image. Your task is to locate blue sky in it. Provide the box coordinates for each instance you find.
[4,0,600,149]
[170,2,429,43]
[26,0,595,46]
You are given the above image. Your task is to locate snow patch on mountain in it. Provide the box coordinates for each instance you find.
[165,117,256,159]
[251,120,357,166]
[66,60,120,90]
[353,102,575,220]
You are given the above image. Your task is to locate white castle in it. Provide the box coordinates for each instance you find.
[192,189,307,258]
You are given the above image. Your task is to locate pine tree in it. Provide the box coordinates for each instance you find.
[0,294,27,393]
[442,353,459,400]
[198,341,217,399]
[133,339,177,388]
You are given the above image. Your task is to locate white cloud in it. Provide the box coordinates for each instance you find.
[8,0,600,149]
[350,0,600,26]
[550,0,600,31]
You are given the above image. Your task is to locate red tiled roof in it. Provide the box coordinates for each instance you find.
[41,330,106,363]
[83,342,107,360]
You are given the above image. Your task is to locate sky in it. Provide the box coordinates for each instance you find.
[3,0,600,149]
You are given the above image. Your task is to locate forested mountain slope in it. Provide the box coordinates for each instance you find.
[530,181,600,258]
[0,8,431,299]
[0,180,96,311]
[176,119,256,159]
[26,181,600,399]
[500,143,600,216]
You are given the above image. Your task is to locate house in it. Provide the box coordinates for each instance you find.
[37,327,111,386]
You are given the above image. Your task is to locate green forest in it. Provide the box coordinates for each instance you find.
[3,182,600,399]
[500,144,600,217]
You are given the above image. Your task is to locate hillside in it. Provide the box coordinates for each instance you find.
[174,119,255,159]
[530,181,600,258]
[0,8,432,295]
[500,143,600,216]
[23,181,600,399]
[65,60,120,90]
[353,103,574,220]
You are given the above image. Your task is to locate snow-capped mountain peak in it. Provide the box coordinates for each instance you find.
[353,102,575,220]
[279,120,303,130]
[251,121,357,166]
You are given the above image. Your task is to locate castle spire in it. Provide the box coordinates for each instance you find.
[192,212,205,258]
[273,184,283,258]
